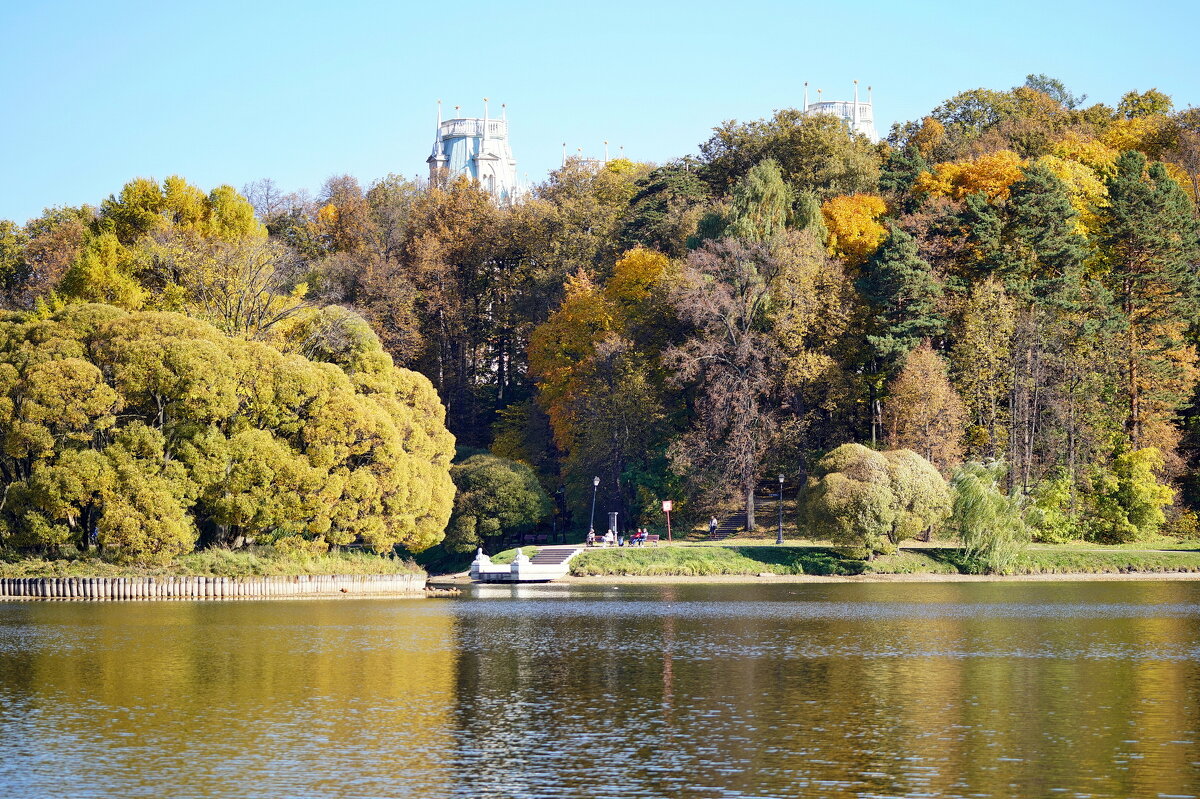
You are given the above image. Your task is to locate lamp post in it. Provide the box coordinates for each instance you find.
[776,475,785,545]
[589,476,600,538]
[555,487,565,543]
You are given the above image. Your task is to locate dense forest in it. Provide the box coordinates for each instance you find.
[2,74,1199,559]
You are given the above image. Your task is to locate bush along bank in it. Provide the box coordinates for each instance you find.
[0,548,425,579]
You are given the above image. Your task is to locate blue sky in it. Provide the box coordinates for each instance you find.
[1,0,1196,223]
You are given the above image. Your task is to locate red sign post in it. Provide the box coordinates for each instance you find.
[662,500,673,542]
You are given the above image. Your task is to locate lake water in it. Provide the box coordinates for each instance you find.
[1,581,1199,798]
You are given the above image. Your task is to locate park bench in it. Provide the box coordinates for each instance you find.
[645,534,660,546]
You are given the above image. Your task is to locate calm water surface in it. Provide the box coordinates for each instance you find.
[2,581,1199,798]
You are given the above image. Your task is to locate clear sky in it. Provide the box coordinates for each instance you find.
[1,0,1196,223]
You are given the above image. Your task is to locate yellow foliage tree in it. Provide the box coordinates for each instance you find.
[527,271,621,452]
[820,194,888,266]
[1050,132,1119,179]
[1034,155,1109,237]
[882,341,966,474]
[913,150,1026,201]
[1102,116,1176,159]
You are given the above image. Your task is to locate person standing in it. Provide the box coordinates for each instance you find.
[709,516,718,537]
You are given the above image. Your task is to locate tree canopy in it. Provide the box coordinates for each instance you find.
[0,304,454,562]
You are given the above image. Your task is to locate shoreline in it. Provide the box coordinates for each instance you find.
[430,570,1200,586]
[562,571,1200,584]
[0,573,430,601]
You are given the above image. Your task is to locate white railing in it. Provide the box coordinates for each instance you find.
[439,119,508,139]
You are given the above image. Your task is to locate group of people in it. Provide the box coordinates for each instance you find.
[585,528,655,547]
[585,529,614,547]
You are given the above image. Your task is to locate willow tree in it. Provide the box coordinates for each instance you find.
[950,460,1029,574]
[726,159,793,242]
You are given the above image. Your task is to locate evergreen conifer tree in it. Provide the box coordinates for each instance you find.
[857,225,944,442]
[1100,151,1200,450]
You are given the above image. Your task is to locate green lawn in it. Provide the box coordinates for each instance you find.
[568,542,1200,578]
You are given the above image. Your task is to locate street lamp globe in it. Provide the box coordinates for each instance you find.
[593,476,600,487]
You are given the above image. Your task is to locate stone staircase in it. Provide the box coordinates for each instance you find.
[708,484,789,541]
[709,511,746,541]
[528,546,580,567]
[471,545,581,583]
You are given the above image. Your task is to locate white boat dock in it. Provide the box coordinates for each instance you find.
[470,546,581,583]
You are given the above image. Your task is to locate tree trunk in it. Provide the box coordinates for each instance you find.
[745,487,756,532]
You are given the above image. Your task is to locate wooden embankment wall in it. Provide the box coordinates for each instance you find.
[0,573,426,600]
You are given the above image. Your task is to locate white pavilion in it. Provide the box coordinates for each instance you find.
[427,99,521,201]
[802,80,880,143]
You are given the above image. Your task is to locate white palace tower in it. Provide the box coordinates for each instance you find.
[802,80,880,143]
[427,99,521,201]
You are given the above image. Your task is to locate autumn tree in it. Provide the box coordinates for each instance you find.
[882,342,966,473]
[950,278,1014,460]
[770,229,862,472]
[821,194,888,266]
[529,250,676,526]
[665,240,783,530]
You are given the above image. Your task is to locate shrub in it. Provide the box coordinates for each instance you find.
[801,443,951,556]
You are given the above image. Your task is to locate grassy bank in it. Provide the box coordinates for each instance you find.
[1019,548,1200,574]
[0,548,423,579]
[568,543,1200,578]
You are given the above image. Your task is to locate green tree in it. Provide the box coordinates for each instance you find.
[1100,151,1200,452]
[618,159,712,257]
[1118,89,1174,119]
[857,225,944,442]
[1085,448,1174,543]
[446,454,551,552]
[950,460,1029,574]
[1024,74,1086,110]
[0,303,455,561]
[725,159,793,242]
[700,110,880,199]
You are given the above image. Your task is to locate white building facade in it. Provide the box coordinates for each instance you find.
[802,81,880,143]
[427,100,521,201]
